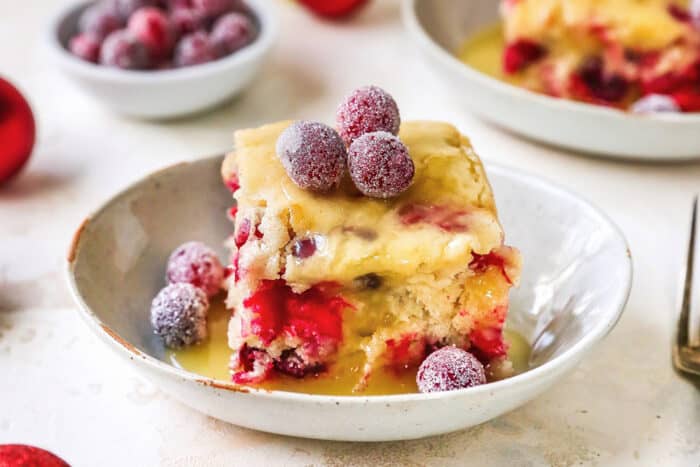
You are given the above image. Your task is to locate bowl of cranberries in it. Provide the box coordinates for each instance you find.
[47,0,276,118]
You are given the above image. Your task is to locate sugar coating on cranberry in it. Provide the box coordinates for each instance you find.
[347,131,414,198]
[128,7,175,60]
[114,0,159,19]
[210,12,255,56]
[692,0,700,23]
[166,241,225,297]
[276,121,347,192]
[151,283,209,349]
[100,30,150,69]
[79,3,123,39]
[274,349,324,378]
[192,0,238,17]
[69,33,102,63]
[165,0,193,9]
[631,94,680,114]
[170,7,208,36]
[416,346,486,393]
[336,85,401,146]
[174,31,216,66]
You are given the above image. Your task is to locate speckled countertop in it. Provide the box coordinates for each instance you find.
[1,1,699,466]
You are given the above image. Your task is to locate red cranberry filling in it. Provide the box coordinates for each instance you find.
[234,218,262,248]
[398,204,470,232]
[469,250,515,284]
[292,237,317,259]
[234,218,251,247]
[233,344,273,384]
[503,39,546,74]
[572,56,629,103]
[274,349,325,378]
[244,280,348,347]
[225,173,240,193]
[385,333,426,369]
[469,325,508,361]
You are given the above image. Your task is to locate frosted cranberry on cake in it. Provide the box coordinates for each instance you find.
[221,88,521,390]
[501,0,700,112]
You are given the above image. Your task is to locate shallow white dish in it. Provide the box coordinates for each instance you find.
[403,0,700,160]
[46,0,277,119]
[66,156,632,441]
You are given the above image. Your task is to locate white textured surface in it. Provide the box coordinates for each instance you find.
[0,0,699,465]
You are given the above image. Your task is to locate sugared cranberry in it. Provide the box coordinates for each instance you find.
[150,283,209,349]
[0,445,69,467]
[276,121,347,192]
[416,346,486,393]
[165,0,193,9]
[347,131,414,198]
[210,12,255,56]
[298,0,368,18]
[174,31,216,66]
[577,56,629,103]
[192,0,237,17]
[0,78,35,184]
[69,33,102,63]
[128,7,175,60]
[336,85,400,146]
[100,30,151,69]
[631,94,680,114]
[166,241,225,297]
[503,39,546,74]
[79,3,123,39]
[170,7,208,36]
[274,349,324,377]
[691,0,700,25]
[292,237,317,259]
[114,0,159,19]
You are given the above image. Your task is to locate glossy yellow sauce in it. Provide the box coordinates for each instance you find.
[168,297,532,396]
[459,23,508,81]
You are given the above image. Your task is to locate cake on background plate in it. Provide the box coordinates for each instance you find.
[501,0,700,112]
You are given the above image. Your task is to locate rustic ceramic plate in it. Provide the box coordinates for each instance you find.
[403,0,700,160]
[66,156,632,441]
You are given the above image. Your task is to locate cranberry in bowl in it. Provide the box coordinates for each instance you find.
[46,0,276,118]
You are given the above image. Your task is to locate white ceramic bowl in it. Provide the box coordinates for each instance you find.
[403,0,700,160]
[47,0,277,119]
[66,155,632,441]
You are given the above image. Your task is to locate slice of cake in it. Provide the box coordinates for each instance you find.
[221,88,521,391]
[501,0,700,112]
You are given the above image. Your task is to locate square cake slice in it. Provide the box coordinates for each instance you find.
[221,120,521,388]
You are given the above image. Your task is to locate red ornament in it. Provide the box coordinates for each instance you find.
[0,78,35,184]
[298,0,368,18]
[0,445,69,467]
